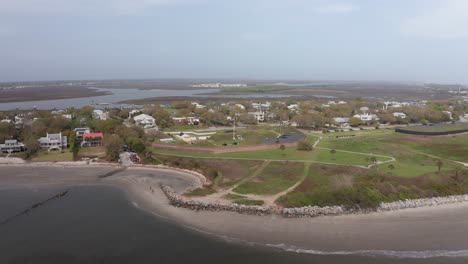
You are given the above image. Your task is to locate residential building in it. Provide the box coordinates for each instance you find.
[353,113,379,122]
[92,109,109,120]
[0,140,25,153]
[74,127,91,141]
[38,132,68,151]
[62,114,73,119]
[81,132,104,147]
[248,111,265,123]
[128,109,142,118]
[133,114,156,128]
[1,118,12,123]
[393,112,407,119]
[191,102,206,109]
[333,117,350,128]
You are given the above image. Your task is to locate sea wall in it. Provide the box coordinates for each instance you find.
[161,185,468,218]
[395,127,468,136]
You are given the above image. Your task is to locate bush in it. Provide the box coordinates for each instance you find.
[297,139,313,151]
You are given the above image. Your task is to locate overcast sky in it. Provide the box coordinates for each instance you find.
[1,0,468,83]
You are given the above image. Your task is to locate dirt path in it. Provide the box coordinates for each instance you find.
[230,163,311,206]
[191,160,271,204]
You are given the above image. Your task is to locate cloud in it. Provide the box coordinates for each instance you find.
[401,0,468,39]
[315,3,358,15]
[0,0,187,16]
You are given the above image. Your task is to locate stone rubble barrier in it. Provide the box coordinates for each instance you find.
[161,185,468,218]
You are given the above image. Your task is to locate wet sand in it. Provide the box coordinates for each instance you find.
[2,164,468,256]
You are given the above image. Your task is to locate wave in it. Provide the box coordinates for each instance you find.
[266,244,468,259]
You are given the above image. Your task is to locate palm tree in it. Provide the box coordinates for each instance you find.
[436,159,444,172]
[330,149,337,160]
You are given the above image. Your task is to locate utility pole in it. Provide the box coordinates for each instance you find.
[232,115,236,140]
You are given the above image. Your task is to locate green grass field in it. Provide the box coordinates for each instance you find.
[33,150,74,162]
[233,161,306,195]
[398,124,468,133]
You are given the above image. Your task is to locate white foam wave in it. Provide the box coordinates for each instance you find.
[266,243,468,259]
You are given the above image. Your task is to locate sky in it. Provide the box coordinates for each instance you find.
[1,0,468,83]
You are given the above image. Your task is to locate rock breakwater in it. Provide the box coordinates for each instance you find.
[161,185,468,218]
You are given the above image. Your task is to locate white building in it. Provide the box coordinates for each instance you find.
[234,104,246,110]
[393,112,407,119]
[92,109,109,120]
[38,132,68,151]
[133,114,156,128]
[62,114,73,119]
[252,102,271,110]
[1,118,12,123]
[73,127,91,141]
[353,113,379,122]
[287,104,299,110]
[0,140,25,153]
[191,102,206,109]
[333,117,350,128]
[248,111,265,122]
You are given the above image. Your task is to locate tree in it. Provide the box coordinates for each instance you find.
[104,134,123,161]
[369,157,377,164]
[436,159,444,172]
[348,117,361,127]
[297,139,313,151]
[126,137,146,153]
[279,144,286,151]
[69,132,80,160]
[23,136,40,159]
[330,149,337,160]
[388,164,395,172]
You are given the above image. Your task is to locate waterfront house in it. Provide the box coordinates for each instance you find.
[38,132,68,151]
[0,140,26,153]
[333,117,350,128]
[73,128,91,141]
[81,132,104,147]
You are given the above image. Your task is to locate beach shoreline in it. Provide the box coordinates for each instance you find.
[3,163,468,256]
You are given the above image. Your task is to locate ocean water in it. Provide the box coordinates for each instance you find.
[0,185,466,264]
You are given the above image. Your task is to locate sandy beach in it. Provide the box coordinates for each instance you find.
[2,164,468,257]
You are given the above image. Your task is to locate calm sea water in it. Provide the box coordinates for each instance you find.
[0,185,465,264]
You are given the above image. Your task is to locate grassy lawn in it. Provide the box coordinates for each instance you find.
[77,146,106,159]
[153,154,263,188]
[233,161,306,195]
[277,163,468,209]
[392,134,468,162]
[33,150,74,162]
[153,146,391,166]
[398,124,468,133]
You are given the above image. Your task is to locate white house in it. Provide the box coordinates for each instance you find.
[353,113,379,122]
[443,111,453,120]
[92,109,109,120]
[234,104,246,110]
[62,114,73,119]
[333,117,350,128]
[248,111,265,122]
[191,102,206,109]
[393,112,407,119]
[73,127,91,141]
[133,114,156,128]
[128,109,142,119]
[1,118,12,123]
[38,132,68,151]
[287,104,299,110]
[252,102,271,110]
[0,140,26,153]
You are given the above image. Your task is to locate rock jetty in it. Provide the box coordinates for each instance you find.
[161,185,273,216]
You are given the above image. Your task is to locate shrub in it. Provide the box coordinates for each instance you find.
[297,139,313,151]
